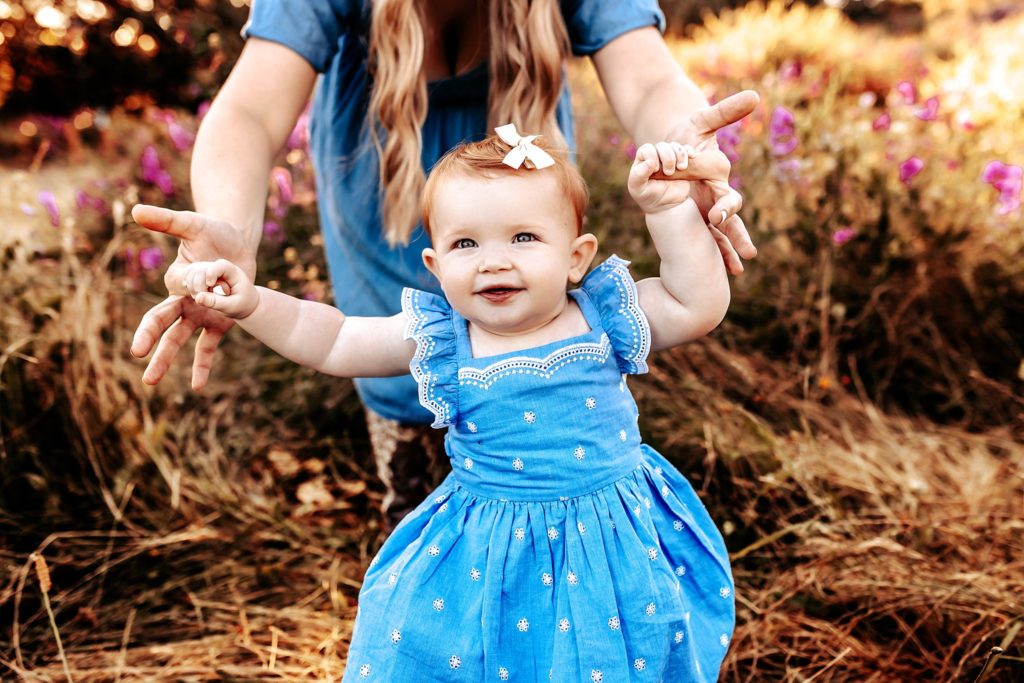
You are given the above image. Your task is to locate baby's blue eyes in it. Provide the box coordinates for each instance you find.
[450,234,536,249]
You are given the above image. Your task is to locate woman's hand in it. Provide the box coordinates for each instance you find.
[130,204,258,389]
[665,91,759,273]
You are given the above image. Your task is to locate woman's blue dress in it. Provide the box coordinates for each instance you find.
[343,257,735,682]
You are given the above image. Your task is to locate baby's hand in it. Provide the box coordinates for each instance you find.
[628,142,698,215]
[182,259,259,319]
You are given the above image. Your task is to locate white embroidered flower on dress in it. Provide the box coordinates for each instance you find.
[720,633,729,647]
[608,615,620,630]
[466,421,478,433]
[388,572,398,585]
[434,494,447,504]
[619,429,627,442]
[547,527,559,541]
[577,521,586,535]
[390,629,401,644]
[673,520,683,531]
[645,602,656,616]
[432,598,445,611]
[463,457,474,470]
[674,630,684,644]
[573,446,586,460]
[654,466,663,476]
[558,618,570,632]
[676,565,686,577]
[661,485,669,496]
[634,658,646,671]
[428,544,440,557]
[632,504,641,516]
[498,667,509,680]
[470,567,481,581]
[517,617,529,632]
[591,669,603,682]
[438,502,448,513]
[647,547,658,560]
[643,497,651,509]
[585,397,596,409]
[514,527,525,541]
[541,572,553,586]
[359,664,371,677]
[512,457,524,471]
[524,411,536,423]
[720,587,731,598]
[567,571,578,585]
[449,655,462,669]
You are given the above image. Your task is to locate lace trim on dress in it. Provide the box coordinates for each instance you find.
[401,288,455,428]
[601,255,652,374]
[458,334,612,389]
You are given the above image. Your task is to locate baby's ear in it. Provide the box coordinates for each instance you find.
[422,248,440,280]
[567,233,598,284]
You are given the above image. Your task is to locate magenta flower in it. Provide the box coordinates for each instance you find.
[286,110,310,151]
[769,106,797,156]
[896,81,917,105]
[774,158,802,181]
[75,189,108,213]
[271,167,293,205]
[914,96,939,121]
[138,246,164,272]
[607,134,620,147]
[38,191,60,227]
[899,156,925,185]
[196,101,211,121]
[20,203,37,216]
[716,122,741,164]
[625,142,637,159]
[779,59,802,81]
[831,227,856,245]
[263,220,284,244]
[140,145,174,195]
[167,121,195,152]
[981,161,1023,215]
[872,112,891,131]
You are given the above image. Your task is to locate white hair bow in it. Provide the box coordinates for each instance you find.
[495,123,555,170]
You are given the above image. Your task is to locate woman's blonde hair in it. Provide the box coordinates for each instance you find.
[368,0,571,245]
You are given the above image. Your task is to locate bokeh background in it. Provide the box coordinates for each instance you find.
[1,0,1022,680]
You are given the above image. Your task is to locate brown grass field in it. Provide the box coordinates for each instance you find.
[1,1,1022,681]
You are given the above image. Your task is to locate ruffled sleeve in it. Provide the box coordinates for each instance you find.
[578,255,652,375]
[401,288,459,428]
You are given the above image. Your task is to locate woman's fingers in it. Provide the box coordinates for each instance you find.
[709,224,744,275]
[131,204,206,240]
[131,295,186,358]
[706,181,744,228]
[191,326,226,391]
[142,314,198,385]
[690,90,760,137]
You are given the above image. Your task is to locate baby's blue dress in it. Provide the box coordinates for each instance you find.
[343,257,735,682]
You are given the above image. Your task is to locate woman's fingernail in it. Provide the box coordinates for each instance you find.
[721,210,728,225]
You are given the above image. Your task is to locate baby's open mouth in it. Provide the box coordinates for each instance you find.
[477,287,523,302]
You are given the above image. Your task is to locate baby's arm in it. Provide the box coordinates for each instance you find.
[182,260,415,377]
[627,143,732,351]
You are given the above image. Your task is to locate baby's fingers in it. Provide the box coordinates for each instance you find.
[628,143,660,190]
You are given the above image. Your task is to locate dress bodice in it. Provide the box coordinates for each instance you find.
[401,256,653,501]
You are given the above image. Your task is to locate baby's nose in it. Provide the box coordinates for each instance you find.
[478,247,513,272]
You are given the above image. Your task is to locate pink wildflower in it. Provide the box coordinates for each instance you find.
[899,156,925,185]
[914,96,939,121]
[896,81,917,105]
[263,220,284,244]
[167,121,195,152]
[769,106,797,156]
[286,109,310,151]
[625,142,637,159]
[981,161,1023,215]
[138,246,164,272]
[271,167,294,205]
[716,122,741,164]
[871,112,891,131]
[779,60,802,81]
[196,101,211,121]
[608,134,620,146]
[831,227,856,245]
[37,191,60,227]
[140,145,174,195]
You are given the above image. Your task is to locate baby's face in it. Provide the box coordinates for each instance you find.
[422,172,594,337]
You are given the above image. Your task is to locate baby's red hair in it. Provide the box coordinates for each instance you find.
[421,134,589,238]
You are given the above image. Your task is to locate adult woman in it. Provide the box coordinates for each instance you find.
[131,0,758,530]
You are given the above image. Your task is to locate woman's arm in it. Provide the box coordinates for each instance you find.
[183,260,416,378]
[591,27,758,274]
[131,39,317,389]
[627,143,730,351]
